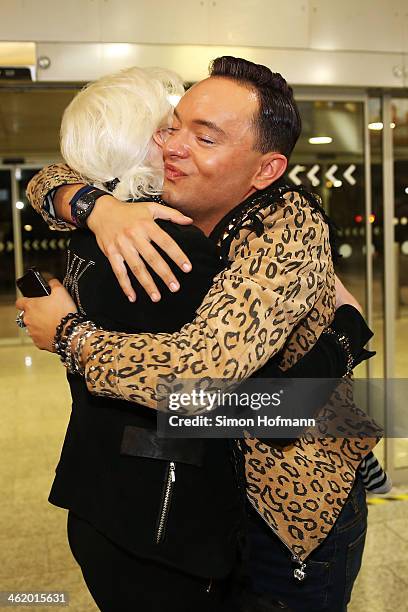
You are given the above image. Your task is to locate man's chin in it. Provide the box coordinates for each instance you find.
[162,181,181,207]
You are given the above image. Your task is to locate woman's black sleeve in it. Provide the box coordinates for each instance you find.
[257,306,375,446]
[285,305,375,379]
[91,220,223,334]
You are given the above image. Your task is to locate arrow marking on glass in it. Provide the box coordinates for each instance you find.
[343,164,356,185]
[325,164,338,183]
[307,164,320,187]
[288,164,306,186]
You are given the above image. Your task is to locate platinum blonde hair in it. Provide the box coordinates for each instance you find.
[60,66,184,201]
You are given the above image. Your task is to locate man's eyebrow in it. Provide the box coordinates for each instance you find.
[173,109,226,137]
[192,119,226,137]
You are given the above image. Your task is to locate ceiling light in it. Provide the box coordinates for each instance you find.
[309,136,333,145]
[15,201,24,209]
[368,122,383,130]
[24,224,32,231]
[333,180,342,188]
[339,244,352,258]
[368,122,396,130]
[103,43,133,58]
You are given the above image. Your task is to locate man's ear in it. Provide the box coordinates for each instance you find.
[252,153,287,191]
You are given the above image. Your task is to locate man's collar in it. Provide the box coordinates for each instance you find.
[209,176,289,245]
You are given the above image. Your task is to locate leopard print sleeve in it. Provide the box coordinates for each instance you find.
[26,163,84,231]
[79,191,335,411]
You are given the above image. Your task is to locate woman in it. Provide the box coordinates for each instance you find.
[37,67,244,612]
[20,58,378,610]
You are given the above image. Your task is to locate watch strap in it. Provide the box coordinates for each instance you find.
[70,186,108,228]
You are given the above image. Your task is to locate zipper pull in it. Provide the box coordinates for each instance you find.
[170,462,176,482]
[291,555,307,581]
[293,564,307,581]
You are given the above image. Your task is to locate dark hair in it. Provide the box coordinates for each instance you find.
[209,56,301,158]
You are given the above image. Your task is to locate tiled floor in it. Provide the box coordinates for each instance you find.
[1,344,407,612]
[0,345,98,612]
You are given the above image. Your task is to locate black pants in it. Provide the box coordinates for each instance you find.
[247,475,367,612]
[67,512,235,612]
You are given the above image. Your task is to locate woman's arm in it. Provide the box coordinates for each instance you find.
[26,165,195,301]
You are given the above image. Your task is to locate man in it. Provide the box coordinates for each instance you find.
[22,57,377,610]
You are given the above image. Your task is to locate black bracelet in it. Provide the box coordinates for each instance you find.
[54,312,84,363]
[60,319,79,369]
[70,187,108,228]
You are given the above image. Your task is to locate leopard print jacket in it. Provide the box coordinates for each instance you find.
[27,165,379,562]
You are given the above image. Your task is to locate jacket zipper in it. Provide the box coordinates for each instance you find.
[248,498,308,581]
[156,461,176,544]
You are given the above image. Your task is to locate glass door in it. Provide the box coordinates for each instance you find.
[289,94,374,375]
[17,168,69,280]
[0,168,18,342]
[0,165,68,345]
[385,96,408,482]
[289,93,389,471]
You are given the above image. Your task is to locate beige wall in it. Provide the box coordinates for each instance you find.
[0,1,407,52]
[0,0,407,86]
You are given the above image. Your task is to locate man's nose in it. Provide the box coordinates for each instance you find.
[163,132,189,158]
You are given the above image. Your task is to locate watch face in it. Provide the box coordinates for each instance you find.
[74,191,101,226]
[78,193,93,212]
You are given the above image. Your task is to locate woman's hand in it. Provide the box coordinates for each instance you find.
[335,274,363,314]
[15,279,77,352]
[85,195,194,302]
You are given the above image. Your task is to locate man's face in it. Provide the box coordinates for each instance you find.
[161,77,266,231]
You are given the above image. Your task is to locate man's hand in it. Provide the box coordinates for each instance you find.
[335,274,363,314]
[16,279,77,352]
[85,195,193,302]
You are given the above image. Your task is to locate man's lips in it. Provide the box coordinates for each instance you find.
[164,163,187,180]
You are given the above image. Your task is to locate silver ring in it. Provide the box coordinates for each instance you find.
[16,311,26,328]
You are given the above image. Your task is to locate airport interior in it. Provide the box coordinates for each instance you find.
[1,1,408,610]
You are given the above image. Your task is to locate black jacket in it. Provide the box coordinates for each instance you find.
[50,222,243,579]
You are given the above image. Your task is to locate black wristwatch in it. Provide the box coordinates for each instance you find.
[70,186,108,228]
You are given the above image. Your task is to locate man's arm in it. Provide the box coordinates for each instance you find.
[26,163,83,230]
[73,192,335,411]
[20,191,334,412]
[253,304,374,446]
[282,305,373,378]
